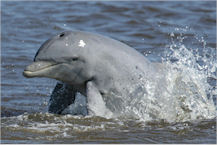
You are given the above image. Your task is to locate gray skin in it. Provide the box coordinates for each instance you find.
[23,30,162,115]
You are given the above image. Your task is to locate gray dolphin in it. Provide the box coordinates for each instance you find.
[23,30,162,116]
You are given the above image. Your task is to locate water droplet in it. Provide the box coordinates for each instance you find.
[170,32,175,37]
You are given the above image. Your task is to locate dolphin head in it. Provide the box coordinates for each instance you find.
[23,31,92,84]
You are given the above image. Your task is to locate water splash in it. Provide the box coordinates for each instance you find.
[154,28,215,122]
[107,27,216,123]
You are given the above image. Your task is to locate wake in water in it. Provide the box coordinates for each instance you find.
[1,112,215,143]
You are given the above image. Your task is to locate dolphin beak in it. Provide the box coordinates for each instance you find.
[23,61,57,78]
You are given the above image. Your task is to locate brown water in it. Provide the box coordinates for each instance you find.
[1,1,216,144]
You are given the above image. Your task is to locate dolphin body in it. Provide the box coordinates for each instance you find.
[23,30,163,117]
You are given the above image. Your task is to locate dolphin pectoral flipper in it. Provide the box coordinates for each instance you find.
[48,82,76,114]
[86,81,112,117]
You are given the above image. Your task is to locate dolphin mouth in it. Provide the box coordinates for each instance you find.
[23,61,60,78]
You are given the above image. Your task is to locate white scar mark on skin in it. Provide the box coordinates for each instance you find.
[78,40,86,47]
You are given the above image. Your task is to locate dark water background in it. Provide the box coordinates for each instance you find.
[1,1,216,144]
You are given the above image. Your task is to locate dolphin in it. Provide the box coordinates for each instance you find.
[23,30,162,116]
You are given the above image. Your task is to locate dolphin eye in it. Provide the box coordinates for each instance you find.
[64,57,79,62]
[72,57,79,61]
[59,33,65,38]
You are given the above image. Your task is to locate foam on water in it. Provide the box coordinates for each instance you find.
[1,112,125,140]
